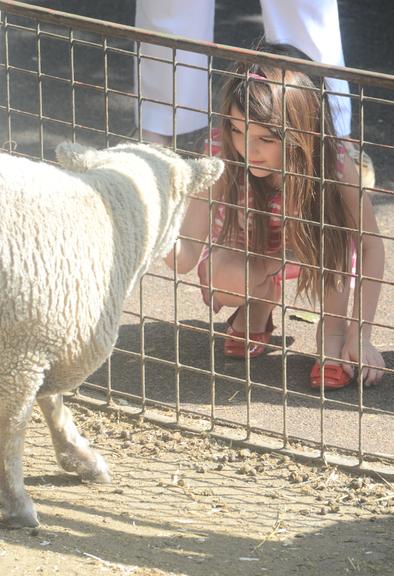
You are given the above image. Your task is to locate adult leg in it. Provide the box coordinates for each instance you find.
[134,0,215,139]
[259,0,351,137]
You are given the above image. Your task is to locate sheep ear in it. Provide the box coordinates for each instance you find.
[186,157,224,193]
[56,141,100,172]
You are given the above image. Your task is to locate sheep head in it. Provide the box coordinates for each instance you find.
[54,141,224,259]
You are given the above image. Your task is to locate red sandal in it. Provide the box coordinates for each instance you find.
[310,362,352,390]
[224,308,275,358]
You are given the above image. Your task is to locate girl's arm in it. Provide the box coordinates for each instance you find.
[164,184,219,274]
[339,153,385,383]
[341,153,385,331]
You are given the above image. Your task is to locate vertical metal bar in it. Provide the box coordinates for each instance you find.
[244,71,251,440]
[207,54,216,432]
[136,40,142,141]
[103,36,109,148]
[69,29,76,143]
[172,47,177,150]
[319,77,326,460]
[280,68,288,448]
[173,243,181,424]
[139,275,146,413]
[106,348,113,405]
[137,40,145,413]
[3,14,13,151]
[35,22,44,160]
[357,86,365,465]
[172,48,181,422]
[104,36,112,404]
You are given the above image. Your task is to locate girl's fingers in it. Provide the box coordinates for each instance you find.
[373,352,385,384]
[343,364,354,379]
[363,366,375,387]
[339,343,384,386]
[363,350,385,386]
[340,347,354,378]
[362,355,374,385]
[370,350,385,384]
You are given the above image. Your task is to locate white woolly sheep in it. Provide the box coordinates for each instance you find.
[0,141,223,528]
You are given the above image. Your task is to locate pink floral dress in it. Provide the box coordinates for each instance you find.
[197,129,347,313]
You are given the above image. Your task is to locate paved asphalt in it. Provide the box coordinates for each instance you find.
[0,0,393,465]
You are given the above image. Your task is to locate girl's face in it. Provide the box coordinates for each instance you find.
[230,104,282,180]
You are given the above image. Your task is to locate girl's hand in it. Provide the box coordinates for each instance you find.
[340,333,385,386]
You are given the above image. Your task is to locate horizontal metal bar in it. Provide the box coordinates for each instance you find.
[1,0,394,89]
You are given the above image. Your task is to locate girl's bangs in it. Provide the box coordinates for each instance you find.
[229,76,282,138]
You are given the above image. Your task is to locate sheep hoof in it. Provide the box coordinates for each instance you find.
[81,467,111,484]
[0,509,39,529]
[59,448,111,484]
[79,452,111,484]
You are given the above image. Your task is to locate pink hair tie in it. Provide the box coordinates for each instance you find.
[249,72,266,80]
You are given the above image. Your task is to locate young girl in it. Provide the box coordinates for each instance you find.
[165,43,385,390]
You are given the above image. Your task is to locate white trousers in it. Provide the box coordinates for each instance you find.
[135,0,351,137]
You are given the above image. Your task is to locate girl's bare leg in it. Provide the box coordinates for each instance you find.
[317,278,350,363]
[209,248,281,332]
[230,276,281,333]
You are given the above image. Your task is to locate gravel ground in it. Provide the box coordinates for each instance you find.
[0,402,393,575]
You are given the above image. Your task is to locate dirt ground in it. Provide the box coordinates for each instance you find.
[0,402,393,576]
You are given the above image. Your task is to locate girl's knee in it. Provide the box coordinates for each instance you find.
[211,252,277,296]
[212,257,245,295]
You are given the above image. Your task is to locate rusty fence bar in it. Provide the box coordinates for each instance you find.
[0,1,393,478]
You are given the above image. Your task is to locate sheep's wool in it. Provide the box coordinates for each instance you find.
[0,141,223,528]
[0,142,223,395]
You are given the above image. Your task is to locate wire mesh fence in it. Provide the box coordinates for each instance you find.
[0,0,393,477]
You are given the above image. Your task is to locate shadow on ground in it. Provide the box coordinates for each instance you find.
[88,321,394,415]
[8,494,394,576]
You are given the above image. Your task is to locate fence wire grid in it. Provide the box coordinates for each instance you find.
[0,0,393,477]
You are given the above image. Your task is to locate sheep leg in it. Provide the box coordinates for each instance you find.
[0,381,41,528]
[38,394,111,483]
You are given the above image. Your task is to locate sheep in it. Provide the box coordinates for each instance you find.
[0,141,223,528]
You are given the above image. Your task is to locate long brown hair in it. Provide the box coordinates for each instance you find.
[217,44,352,300]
